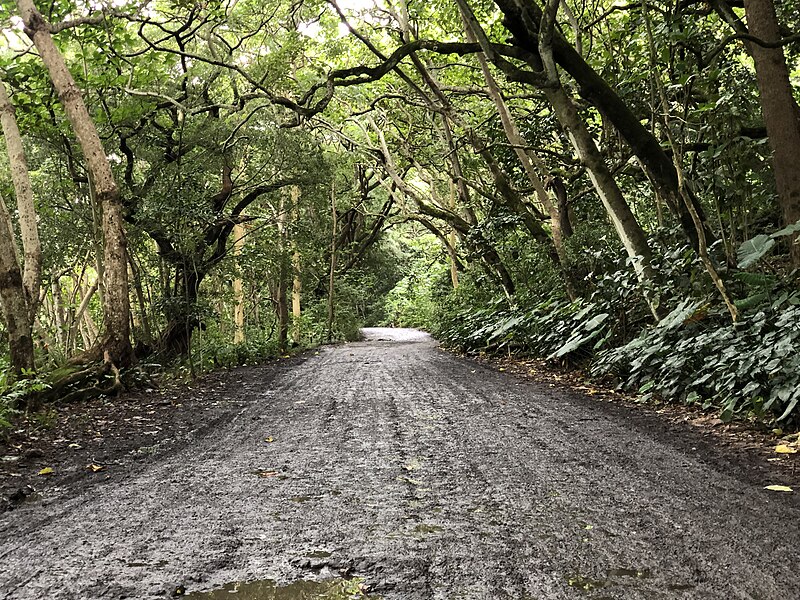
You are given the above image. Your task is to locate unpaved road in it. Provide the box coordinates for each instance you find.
[1,328,799,599]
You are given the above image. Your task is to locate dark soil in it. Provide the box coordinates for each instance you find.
[1,358,302,515]
[476,353,800,487]
[1,328,798,599]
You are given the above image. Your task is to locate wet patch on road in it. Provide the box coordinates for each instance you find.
[182,577,377,599]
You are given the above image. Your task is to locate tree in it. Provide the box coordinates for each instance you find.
[0,78,41,381]
[740,0,800,264]
[16,0,133,367]
[458,0,662,318]
[489,0,713,250]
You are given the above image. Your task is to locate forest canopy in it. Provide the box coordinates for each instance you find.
[0,0,798,424]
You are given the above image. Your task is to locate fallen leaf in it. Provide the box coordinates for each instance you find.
[775,444,798,454]
[68,443,82,449]
[265,437,275,443]
[403,458,421,471]
[87,463,105,472]
[772,428,784,436]
[764,485,793,492]
[256,470,279,478]
[37,467,53,476]
[398,475,422,486]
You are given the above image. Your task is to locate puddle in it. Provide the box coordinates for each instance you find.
[567,568,692,595]
[183,577,377,599]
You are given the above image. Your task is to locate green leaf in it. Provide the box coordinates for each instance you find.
[770,220,800,239]
[551,329,602,358]
[777,394,799,422]
[737,234,776,269]
[658,299,702,330]
[583,313,609,331]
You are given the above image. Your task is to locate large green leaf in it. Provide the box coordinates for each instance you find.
[770,220,800,239]
[778,394,800,422]
[584,313,610,331]
[657,299,702,330]
[737,234,776,269]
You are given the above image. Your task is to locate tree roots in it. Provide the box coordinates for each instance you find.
[40,351,124,405]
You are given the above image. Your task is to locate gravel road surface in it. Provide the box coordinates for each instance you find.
[1,328,798,599]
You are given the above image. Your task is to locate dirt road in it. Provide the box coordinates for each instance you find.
[1,328,799,599]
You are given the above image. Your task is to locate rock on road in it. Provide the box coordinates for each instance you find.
[1,328,799,599]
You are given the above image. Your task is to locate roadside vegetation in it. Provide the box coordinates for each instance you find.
[0,0,798,429]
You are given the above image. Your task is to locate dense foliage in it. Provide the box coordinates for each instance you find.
[0,0,798,426]
[427,230,800,424]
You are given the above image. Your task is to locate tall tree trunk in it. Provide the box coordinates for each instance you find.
[0,79,40,387]
[18,0,133,366]
[50,274,67,351]
[233,223,246,345]
[276,196,290,352]
[448,180,460,289]
[160,268,203,357]
[327,181,337,343]
[83,308,100,345]
[0,192,35,379]
[742,0,800,264]
[535,2,661,319]
[460,7,574,284]
[276,267,289,353]
[128,253,153,347]
[290,186,302,345]
[549,177,574,238]
[0,79,41,316]
[68,280,98,354]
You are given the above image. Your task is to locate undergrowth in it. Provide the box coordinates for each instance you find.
[429,229,800,426]
[0,366,52,436]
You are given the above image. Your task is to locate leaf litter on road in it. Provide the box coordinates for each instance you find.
[254,470,279,478]
[764,485,793,492]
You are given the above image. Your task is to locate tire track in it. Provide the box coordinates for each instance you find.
[0,328,798,599]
